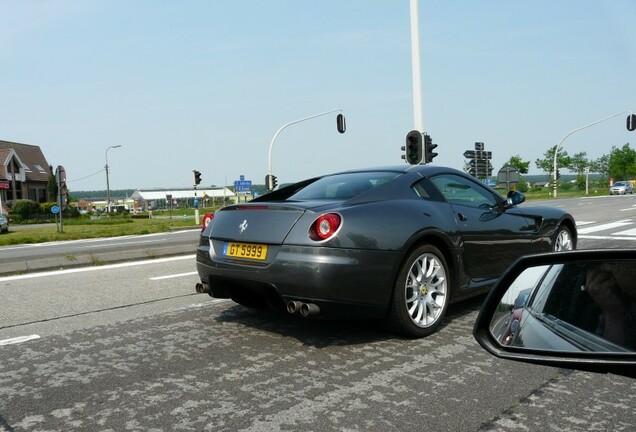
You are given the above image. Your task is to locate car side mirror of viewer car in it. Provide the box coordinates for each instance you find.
[473,250,636,378]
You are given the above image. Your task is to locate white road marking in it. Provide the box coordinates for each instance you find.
[0,255,196,282]
[150,271,198,281]
[84,238,166,249]
[579,234,636,241]
[575,221,595,226]
[0,334,41,346]
[620,205,636,212]
[576,220,633,234]
[613,228,636,236]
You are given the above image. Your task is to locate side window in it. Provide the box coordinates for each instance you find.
[412,178,446,201]
[429,174,498,208]
[412,180,431,199]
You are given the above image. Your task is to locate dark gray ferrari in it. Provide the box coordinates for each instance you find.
[195,165,576,338]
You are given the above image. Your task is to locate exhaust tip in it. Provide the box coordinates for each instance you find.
[299,302,320,318]
[195,282,210,294]
[287,300,303,314]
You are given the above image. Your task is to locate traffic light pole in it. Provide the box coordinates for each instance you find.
[194,185,199,225]
[193,170,202,224]
[267,108,344,183]
[552,110,632,198]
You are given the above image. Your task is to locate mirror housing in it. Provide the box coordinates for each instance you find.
[473,250,636,378]
[505,190,526,207]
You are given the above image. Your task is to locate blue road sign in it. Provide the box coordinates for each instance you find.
[51,205,60,214]
[234,179,252,192]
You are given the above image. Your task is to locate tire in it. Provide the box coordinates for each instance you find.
[553,225,575,251]
[388,244,450,338]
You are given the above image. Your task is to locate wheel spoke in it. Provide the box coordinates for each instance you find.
[555,229,573,251]
[403,251,448,329]
[415,300,425,322]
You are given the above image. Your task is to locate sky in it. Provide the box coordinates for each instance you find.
[1,0,635,191]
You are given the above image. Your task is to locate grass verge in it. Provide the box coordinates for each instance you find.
[0,216,199,246]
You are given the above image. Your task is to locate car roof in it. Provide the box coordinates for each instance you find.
[330,164,466,177]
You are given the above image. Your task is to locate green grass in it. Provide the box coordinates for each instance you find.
[0,215,201,245]
[494,187,608,200]
[523,188,608,200]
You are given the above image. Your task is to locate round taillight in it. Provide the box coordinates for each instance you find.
[202,212,215,230]
[310,213,341,241]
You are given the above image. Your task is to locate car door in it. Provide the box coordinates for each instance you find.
[429,174,536,280]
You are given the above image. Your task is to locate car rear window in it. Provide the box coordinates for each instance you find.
[288,171,399,200]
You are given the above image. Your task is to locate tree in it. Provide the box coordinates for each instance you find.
[570,152,589,176]
[608,143,636,180]
[535,146,572,182]
[590,154,610,179]
[47,166,57,202]
[569,152,590,190]
[504,155,530,174]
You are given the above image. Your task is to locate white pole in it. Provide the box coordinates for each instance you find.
[268,108,343,177]
[552,110,631,198]
[410,0,423,131]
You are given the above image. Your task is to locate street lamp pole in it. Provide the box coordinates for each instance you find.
[105,145,122,213]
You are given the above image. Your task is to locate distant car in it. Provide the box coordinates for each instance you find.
[0,214,8,233]
[196,165,577,338]
[500,287,532,345]
[609,181,633,195]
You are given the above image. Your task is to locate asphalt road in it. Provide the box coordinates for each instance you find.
[0,257,634,431]
[0,229,200,275]
[1,195,636,431]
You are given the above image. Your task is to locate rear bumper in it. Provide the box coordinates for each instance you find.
[196,242,402,319]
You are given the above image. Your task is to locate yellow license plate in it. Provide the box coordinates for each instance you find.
[223,242,268,260]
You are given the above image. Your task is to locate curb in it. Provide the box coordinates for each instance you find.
[0,244,196,276]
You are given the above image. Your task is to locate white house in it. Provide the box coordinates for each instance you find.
[130,187,237,211]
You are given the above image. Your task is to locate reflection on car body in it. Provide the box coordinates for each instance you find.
[0,213,8,234]
[196,164,577,338]
[501,287,531,345]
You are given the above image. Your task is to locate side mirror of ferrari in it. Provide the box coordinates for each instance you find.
[473,250,636,379]
[506,190,526,207]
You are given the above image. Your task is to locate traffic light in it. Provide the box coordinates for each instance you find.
[193,170,202,185]
[336,113,346,134]
[424,133,438,163]
[265,174,278,191]
[402,130,423,165]
[628,114,636,132]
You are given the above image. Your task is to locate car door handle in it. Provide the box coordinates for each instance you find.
[457,212,468,221]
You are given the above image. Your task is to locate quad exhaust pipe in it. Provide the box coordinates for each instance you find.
[287,300,320,317]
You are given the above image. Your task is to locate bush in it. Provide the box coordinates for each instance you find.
[560,182,574,191]
[516,178,529,193]
[10,200,41,221]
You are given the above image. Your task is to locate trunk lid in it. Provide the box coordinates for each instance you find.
[209,201,336,244]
